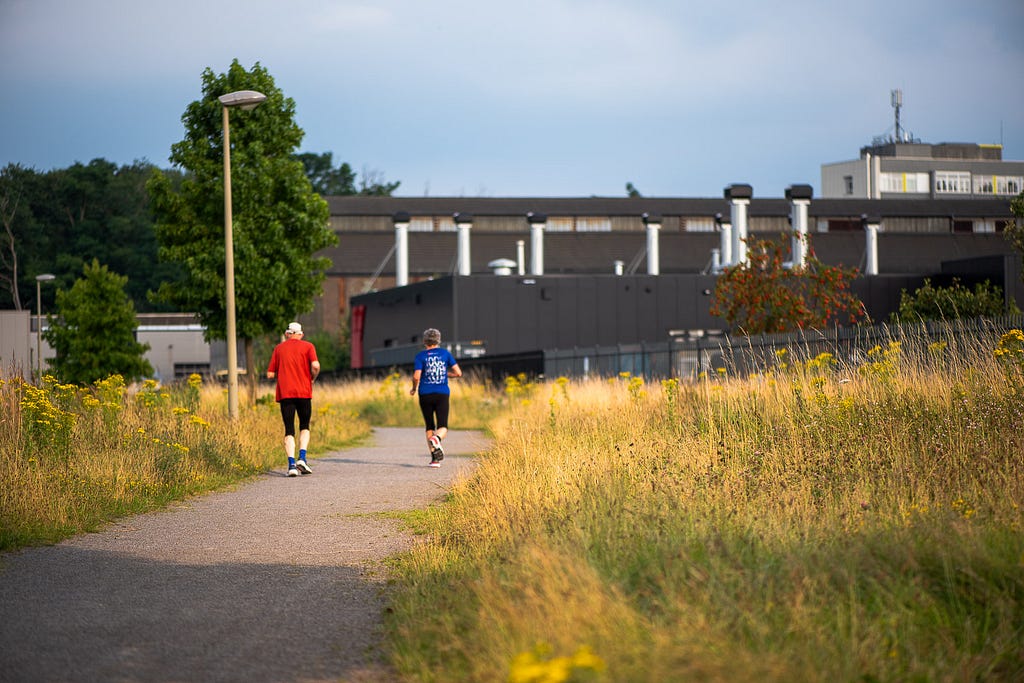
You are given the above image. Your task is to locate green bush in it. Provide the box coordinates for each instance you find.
[892,278,1019,322]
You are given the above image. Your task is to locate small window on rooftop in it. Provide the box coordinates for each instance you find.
[843,175,854,195]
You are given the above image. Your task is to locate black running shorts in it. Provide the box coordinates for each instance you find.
[418,393,449,432]
[279,398,312,436]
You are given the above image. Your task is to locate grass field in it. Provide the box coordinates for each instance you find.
[385,330,1024,682]
[4,329,1022,682]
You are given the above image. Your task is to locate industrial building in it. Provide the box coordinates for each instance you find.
[328,183,1021,374]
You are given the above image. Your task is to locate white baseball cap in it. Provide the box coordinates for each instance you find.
[286,322,303,335]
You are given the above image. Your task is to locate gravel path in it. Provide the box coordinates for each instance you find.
[0,427,491,683]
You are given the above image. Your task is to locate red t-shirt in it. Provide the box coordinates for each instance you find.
[267,338,318,401]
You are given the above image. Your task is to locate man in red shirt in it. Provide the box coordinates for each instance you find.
[266,322,320,477]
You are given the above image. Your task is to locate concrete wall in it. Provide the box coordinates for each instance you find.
[0,310,35,379]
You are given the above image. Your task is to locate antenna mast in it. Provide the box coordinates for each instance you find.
[891,89,903,142]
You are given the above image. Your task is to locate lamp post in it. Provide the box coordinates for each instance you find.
[35,273,55,382]
[218,89,266,419]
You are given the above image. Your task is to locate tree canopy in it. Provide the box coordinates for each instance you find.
[148,60,337,354]
[43,259,152,384]
[295,152,400,196]
[1,160,181,312]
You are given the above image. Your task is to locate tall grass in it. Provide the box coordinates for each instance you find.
[336,370,506,432]
[0,374,370,550]
[386,330,1024,681]
[1,369,508,551]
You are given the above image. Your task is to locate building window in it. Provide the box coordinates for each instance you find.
[575,217,611,232]
[951,220,974,233]
[546,217,575,232]
[683,217,716,232]
[935,171,971,194]
[435,216,456,232]
[974,175,1024,196]
[843,175,853,195]
[880,172,930,193]
[175,363,210,380]
[409,216,434,232]
[826,219,861,232]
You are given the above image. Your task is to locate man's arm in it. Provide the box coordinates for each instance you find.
[410,369,422,395]
[450,363,463,378]
[310,360,320,383]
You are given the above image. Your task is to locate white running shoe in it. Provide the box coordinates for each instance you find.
[296,460,313,475]
[287,467,299,477]
[429,436,444,461]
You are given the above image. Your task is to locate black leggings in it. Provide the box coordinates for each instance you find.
[279,398,312,437]
[418,393,449,432]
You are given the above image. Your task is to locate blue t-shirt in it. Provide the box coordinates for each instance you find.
[414,347,458,395]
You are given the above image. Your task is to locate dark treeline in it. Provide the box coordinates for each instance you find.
[1,159,181,313]
[1,154,397,313]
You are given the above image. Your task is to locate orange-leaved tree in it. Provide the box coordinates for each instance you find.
[710,233,866,335]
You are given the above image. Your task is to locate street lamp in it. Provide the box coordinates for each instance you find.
[218,89,266,419]
[35,273,55,382]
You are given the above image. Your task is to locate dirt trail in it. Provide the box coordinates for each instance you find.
[0,427,490,683]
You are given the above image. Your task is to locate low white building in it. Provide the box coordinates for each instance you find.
[0,311,214,383]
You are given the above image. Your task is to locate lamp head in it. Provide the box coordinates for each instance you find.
[218,90,267,111]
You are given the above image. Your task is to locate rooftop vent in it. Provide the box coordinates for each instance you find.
[488,258,517,276]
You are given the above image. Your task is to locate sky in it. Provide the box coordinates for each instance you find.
[2,0,1023,199]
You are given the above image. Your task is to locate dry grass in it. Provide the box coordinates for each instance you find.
[0,370,507,551]
[0,374,369,549]
[386,330,1024,682]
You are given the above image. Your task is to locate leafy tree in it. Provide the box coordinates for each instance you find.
[1,164,32,310]
[626,182,642,198]
[1,160,180,313]
[296,152,358,195]
[710,234,866,334]
[43,259,152,384]
[295,152,400,196]
[1006,190,1024,283]
[148,60,337,399]
[890,278,1018,322]
[356,166,401,196]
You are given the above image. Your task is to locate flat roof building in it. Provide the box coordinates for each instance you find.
[821,142,1024,200]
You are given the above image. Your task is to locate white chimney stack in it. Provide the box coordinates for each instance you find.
[643,213,661,276]
[516,240,526,275]
[785,184,813,269]
[715,213,732,268]
[454,212,473,276]
[726,184,752,267]
[393,211,410,287]
[862,214,880,276]
[528,212,546,276]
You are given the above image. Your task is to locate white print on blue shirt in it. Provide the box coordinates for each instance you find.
[424,353,447,384]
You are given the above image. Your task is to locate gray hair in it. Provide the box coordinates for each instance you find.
[423,328,442,346]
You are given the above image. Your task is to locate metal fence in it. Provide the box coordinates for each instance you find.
[543,316,1024,381]
[348,316,1024,383]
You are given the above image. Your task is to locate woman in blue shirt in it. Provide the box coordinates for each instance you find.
[409,328,462,467]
